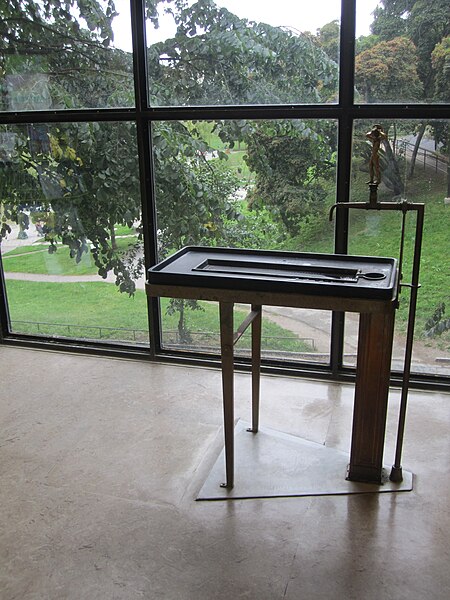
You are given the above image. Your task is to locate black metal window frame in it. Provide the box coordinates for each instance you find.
[0,0,449,390]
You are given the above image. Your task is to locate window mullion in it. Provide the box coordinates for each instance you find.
[130,0,161,355]
[330,0,357,373]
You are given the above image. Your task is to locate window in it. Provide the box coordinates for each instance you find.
[0,120,145,345]
[1,1,449,385]
[344,118,450,376]
[146,0,340,106]
[153,118,337,362]
[0,1,134,111]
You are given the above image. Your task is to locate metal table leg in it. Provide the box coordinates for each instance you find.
[248,304,261,433]
[219,302,235,488]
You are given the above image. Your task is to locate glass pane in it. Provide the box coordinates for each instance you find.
[152,118,338,363]
[356,0,450,104]
[147,0,341,106]
[345,119,450,377]
[0,121,147,346]
[0,0,134,110]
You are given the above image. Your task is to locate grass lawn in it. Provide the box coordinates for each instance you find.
[347,176,449,339]
[2,237,139,275]
[281,169,449,344]
[2,243,51,256]
[114,225,136,236]
[6,280,313,352]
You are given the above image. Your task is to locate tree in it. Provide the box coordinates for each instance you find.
[147,0,339,239]
[355,37,422,103]
[232,120,336,235]
[431,36,450,196]
[371,0,412,41]
[431,36,450,102]
[0,0,140,293]
[148,0,338,106]
[355,34,380,56]
[152,120,241,254]
[369,1,450,100]
[2,0,339,245]
[354,37,424,194]
[315,20,340,64]
[371,0,450,98]
[0,0,133,111]
[408,0,450,95]
[368,0,450,181]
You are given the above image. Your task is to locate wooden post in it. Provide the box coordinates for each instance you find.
[347,308,395,483]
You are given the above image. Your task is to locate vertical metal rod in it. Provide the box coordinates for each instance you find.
[390,205,425,482]
[397,207,407,298]
[248,304,262,433]
[219,302,235,488]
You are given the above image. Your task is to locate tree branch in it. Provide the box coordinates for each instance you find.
[4,16,111,51]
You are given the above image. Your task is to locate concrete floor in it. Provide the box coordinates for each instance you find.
[0,346,449,600]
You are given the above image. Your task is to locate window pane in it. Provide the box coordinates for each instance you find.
[355,0,450,104]
[152,118,337,363]
[345,119,450,377]
[147,0,340,106]
[0,0,134,111]
[0,122,147,346]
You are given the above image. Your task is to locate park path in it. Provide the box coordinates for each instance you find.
[398,135,449,177]
[4,271,117,284]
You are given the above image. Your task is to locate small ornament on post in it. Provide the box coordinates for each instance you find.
[366,124,387,206]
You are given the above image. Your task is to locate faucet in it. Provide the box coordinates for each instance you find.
[329,182,381,221]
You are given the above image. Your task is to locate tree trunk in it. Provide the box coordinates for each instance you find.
[382,137,404,196]
[407,122,427,180]
[177,300,190,344]
[447,148,450,198]
[392,122,397,157]
[109,216,117,250]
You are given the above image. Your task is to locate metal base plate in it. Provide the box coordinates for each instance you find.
[197,421,413,501]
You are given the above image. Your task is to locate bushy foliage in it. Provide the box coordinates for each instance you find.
[148,0,338,106]
[431,36,450,102]
[242,120,336,235]
[425,303,450,338]
[355,37,423,103]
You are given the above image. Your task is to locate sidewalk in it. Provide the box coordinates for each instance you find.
[1,222,42,253]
